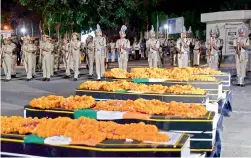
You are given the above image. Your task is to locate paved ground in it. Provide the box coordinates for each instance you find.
[1,60,251,157]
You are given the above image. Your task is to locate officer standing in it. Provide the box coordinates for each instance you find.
[192,37,201,66]
[146,25,160,68]
[22,36,34,81]
[61,38,71,78]
[109,40,116,62]
[93,24,107,80]
[85,35,94,77]
[9,38,17,78]
[206,27,221,70]
[31,38,37,77]
[70,32,81,81]
[233,25,250,87]
[2,37,15,82]
[49,38,55,76]
[116,25,130,71]
[176,26,190,67]
[40,35,53,81]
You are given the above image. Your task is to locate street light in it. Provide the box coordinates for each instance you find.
[3,26,8,30]
[21,28,26,34]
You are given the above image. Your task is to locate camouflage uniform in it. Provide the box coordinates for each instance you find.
[53,42,61,71]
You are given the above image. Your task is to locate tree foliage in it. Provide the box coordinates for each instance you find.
[17,0,160,37]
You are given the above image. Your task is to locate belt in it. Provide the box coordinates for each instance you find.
[194,49,200,50]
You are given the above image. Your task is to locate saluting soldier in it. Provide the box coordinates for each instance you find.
[146,25,160,68]
[233,25,250,87]
[85,35,94,77]
[40,35,53,81]
[192,37,201,66]
[116,25,130,71]
[69,32,81,81]
[1,37,16,82]
[206,27,221,70]
[93,24,107,80]
[22,36,34,81]
[176,26,190,67]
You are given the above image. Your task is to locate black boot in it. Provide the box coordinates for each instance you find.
[46,78,50,81]
[11,74,16,78]
[26,78,32,81]
[240,84,245,87]
[42,78,47,81]
[4,79,11,82]
[73,78,78,81]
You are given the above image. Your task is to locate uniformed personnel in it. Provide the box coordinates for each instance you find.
[176,26,190,67]
[22,36,34,81]
[69,32,81,81]
[1,37,15,82]
[49,38,55,76]
[168,39,177,66]
[93,24,107,80]
[40,35,53,81]
[186,26,193,66]
[85,35,94,77]
[192,37,201,66]
[9,38,17,78]
[206,27,221,70]
[61,38,71,78]
[116,25,130,71]
[233,25,250,87]
[109,40,116,62]
[146,25,160,68]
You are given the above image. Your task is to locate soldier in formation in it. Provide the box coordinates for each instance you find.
[206,27,221,70]
[1,37,16,81]
[192,37,201,66]
[176,26,190,67]
[168,38,177,66]
[116,25,130,71]
[61,38,71,78]
[40,34,53,81]
[85,35,94,78]
[93,24,107,80]
[146,25,160,68]
[233,25,250,87]
[186,26,193,66]
[69,32,81,81]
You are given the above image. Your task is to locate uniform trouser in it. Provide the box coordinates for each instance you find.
[88,53,94,75]
[32,53,36,75]
[36,55,42,70]
[148,52,159,68]
[42,53,51,78]
[118,52,128,71]
[178,52,188,68]
[63,55,71,76]
[111,49,115,62]
[50,54,54,75]
[193,50,200,65]
[3,54,12,80]
[11,55,17,75]
[72,52,80,79]
[54,54,59,71]
[95,51,105,79]
[24,53,33,79]
[170,51,177,65]
[207,55,219,70]
[247,53,251,71]
[236,53,247,85]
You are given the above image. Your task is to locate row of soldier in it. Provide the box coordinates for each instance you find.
[1,24,250,85]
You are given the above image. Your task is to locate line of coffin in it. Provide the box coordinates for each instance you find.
[24,105,216,151]
[102,78,224,101]
[0,133,190,157]
[75,89,209,104]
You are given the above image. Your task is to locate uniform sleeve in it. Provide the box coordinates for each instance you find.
[156,40,160,49]
[216,40,221,47]
[104,38,107,47]
[115,40,119,49]
[127,39,130,48]
[205,40,210,49]
[146,40,149,48]
[246,39,250,46]
[233,39,237,47]
[176,39,180,48]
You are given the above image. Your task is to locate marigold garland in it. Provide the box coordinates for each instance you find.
[1,116,170,143]
[93,99,207,118]
[105,67,220,81]
[29,95,95,110]
[79,80,205,95]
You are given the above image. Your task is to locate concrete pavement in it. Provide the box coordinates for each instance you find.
[1,60,251,157]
